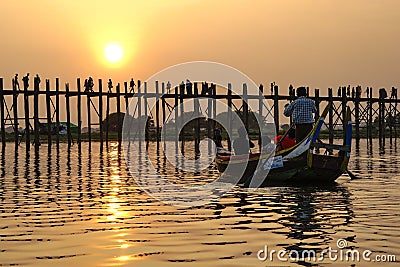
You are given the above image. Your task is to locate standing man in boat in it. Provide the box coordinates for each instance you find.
[283,86,316,143]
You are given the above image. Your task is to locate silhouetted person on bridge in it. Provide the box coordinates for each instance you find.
[35,74,41,86]
[22,73,29,90]
[108,79,113,93]
[201,82,208,95]
[129,78,135,93]
[356,86,361,98]
[84,79,89,92]
[88,77,94,91]
[13,73,20,90]
[390,87,397,99]
[379,88,388,99]
[270,82,275,95]
[186,79,192,95]
[34,74,41,90]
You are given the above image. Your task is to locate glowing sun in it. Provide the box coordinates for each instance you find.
[104,43,123,63]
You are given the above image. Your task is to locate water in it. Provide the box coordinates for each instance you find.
[0,140,399,266]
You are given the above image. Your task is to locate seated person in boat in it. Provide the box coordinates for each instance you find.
[274,128,296,151]
[214,128,232,156]
[233,127,255,155]
[283,87,316,143]
[213,128,223,148]
[261,135,275,154]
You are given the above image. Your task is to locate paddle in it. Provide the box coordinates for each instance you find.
[346,169,359,179]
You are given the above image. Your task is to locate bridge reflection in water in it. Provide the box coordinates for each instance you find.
[0,139,399,266]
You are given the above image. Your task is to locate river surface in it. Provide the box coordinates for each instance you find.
[0,139,399,266]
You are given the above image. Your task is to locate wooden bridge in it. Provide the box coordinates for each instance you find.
[0,77,399,152]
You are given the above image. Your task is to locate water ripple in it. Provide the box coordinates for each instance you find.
[0,140,399,266]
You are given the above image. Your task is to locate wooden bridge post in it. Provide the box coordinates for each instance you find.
[179,82,185,153]
[124,81,129,112]
[55,78,60,146]
[314,89,320,119]
[368,87,373,142]
[207,84,212,152]
[394,106,397,140]
[65,83,72,147]
[87,82,91,143]
[341,87,348,142]
[172,85,178,151]
[258,84,263,149]
[378,90,383,141]
[355,86,360,141]
[137,80,142,143]
[155,81,160,149]
[328,88,334,145]
[161,82,166,152]
[365,87,371,139]
[77,78,82,144]
[116,83,121,147]
[144,82,149,149]
[273,84,279,135]
[227,83,232,151]
[24,77,30,150]
[212,83,217,132]
[12,79,19,147]
[194,82,200,155]
[243,83,249,131]
[382,91,386,142]
[46,79,52,146]
[0,78,5,146]
[98,79,103,146]
[106,82,110,145]
[388,95,393,142]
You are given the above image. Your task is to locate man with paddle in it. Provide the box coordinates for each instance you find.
[283,87,316,143]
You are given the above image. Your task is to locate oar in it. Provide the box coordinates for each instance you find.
[346,169,359,180]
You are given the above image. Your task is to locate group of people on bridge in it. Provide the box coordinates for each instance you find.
[12,73,41,91]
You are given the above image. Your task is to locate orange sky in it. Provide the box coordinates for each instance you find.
[1,0,400,94]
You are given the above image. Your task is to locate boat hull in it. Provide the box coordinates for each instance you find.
[215,104,352,187]
[216,152,344,186]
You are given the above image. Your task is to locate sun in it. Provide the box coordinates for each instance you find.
[104,43,123,63]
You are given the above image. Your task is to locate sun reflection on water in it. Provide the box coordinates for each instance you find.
[100,145,141,266]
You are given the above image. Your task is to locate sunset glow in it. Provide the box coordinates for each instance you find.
[105,43,123,63]
[0,1,399,88]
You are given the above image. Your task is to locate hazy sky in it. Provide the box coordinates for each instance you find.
[1,0,400,93]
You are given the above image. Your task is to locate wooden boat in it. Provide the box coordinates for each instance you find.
[215,104,352,187]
